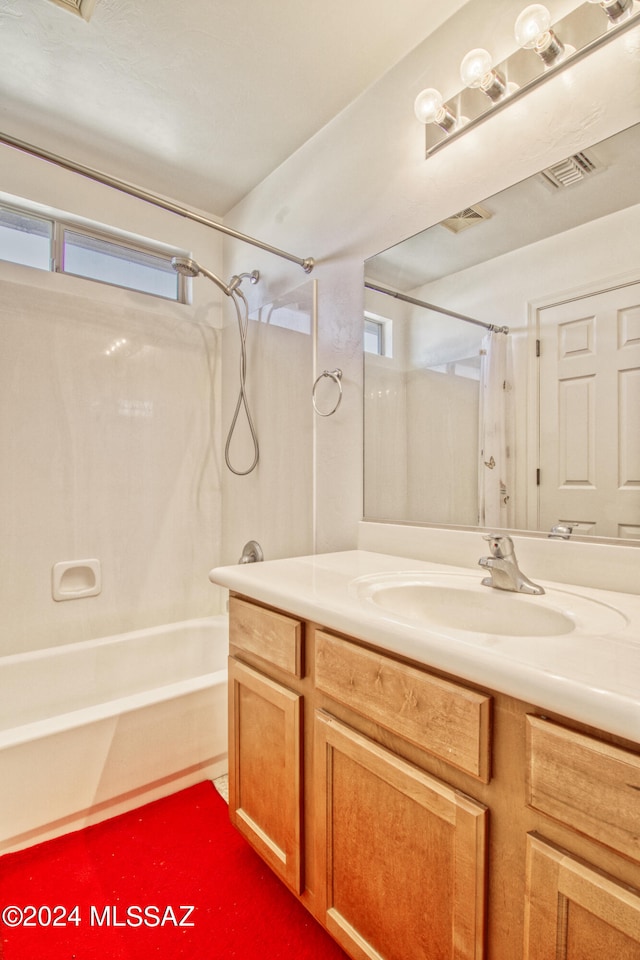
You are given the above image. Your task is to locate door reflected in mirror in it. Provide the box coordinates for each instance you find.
[364,123,640,543]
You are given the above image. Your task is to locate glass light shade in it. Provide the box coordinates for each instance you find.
[515,4,552,48]
[460,48,494,88]
[414,87,445,124]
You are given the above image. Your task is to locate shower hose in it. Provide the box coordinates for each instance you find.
[225,289,259,475]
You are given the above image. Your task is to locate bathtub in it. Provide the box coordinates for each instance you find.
[0,615,228,854]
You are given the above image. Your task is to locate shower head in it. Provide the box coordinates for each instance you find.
[171,256,233,296]
[171,256,200,278]
[171,257,260,297]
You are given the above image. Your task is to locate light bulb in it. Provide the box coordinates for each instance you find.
[515,3,566,66]
[587,0,634,22]
[514,4,551,48]
[414,88,444,124]
[414,88,456,132]
[460,48,493,88]
[459,48,508,102]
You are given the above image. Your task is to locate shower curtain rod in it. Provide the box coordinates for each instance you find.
[0,131,315,273]
[365,281,509,334]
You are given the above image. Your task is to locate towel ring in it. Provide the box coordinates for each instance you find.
[312,368,343,417]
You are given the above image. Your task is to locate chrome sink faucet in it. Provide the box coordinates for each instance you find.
[478,534,545,595]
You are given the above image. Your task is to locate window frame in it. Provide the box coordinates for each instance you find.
[0,204,54,271]
[364,313,393,358]
[0,199,187,303]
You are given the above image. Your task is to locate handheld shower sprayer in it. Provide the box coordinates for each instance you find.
[170,256,259,298]
[170,255,261,476]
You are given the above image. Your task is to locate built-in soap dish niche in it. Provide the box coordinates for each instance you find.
[52,559,101,601]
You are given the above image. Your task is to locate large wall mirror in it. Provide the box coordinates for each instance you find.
[364,122,640,544]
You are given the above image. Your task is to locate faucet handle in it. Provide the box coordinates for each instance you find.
[482,533,514,558]
[238,540,264,564]
[549,524,573,540]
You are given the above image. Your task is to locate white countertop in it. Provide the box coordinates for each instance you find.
[209,550,640,743]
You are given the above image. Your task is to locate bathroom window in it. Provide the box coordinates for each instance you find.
[364,314,392,357]
[0,199,185,302]
[62,230,180,300]
[0,206,52,271]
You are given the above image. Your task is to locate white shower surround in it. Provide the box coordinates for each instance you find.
[0,258,227,656]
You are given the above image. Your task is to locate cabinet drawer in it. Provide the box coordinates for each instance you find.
[229,596,303,678]
[526,716,640,862]
[315,630,491,781]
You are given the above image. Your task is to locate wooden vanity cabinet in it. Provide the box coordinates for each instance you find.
[227,595,640,960]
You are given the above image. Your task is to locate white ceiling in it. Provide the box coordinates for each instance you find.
[0,0,465,216]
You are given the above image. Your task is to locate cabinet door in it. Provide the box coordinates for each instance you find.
[314,711,487,960]
[228,657,303,894]
[525,835,640,960]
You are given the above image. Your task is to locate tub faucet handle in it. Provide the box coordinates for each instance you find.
[238,540,264,564]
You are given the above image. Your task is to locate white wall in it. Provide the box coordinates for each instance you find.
[220,0,640,560]
[0,144,230,653]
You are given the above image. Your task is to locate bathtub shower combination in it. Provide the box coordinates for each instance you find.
[0,616,228,854]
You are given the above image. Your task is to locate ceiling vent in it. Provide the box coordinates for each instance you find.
[540,151,600,188]
[46,0,97,20]
[439,204,492,234]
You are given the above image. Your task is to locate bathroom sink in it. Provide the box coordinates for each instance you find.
[352,572,628,638]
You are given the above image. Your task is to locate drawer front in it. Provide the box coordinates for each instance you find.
[315,630,491,781]
[229,596,303,678]
[526,716,640,862]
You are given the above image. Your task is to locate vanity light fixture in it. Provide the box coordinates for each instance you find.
[514,4,569,66]
[459,48,509,102]
[415,0,640,157]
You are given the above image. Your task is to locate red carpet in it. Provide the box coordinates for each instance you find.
[0,781,349,959]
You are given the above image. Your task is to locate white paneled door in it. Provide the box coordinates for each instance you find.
[538,282,640,539]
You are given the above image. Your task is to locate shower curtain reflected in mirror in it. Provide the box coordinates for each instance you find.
[477,330,514,529]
